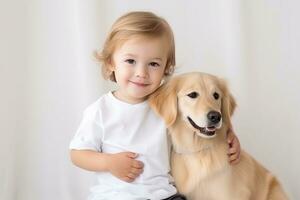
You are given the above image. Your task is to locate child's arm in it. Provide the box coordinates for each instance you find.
[226,128,241,165]
[70,150,144,182]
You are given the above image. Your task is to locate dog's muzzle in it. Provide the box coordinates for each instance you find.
[187,111,222,137]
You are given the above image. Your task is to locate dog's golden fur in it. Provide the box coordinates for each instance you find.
[149,72,288,200]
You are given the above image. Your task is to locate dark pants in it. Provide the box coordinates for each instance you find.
[162,194,187,200]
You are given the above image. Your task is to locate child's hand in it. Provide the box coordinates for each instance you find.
[226,128,241,165]
[107,152,144,182]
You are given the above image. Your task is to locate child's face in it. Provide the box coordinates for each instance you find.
[111,36,169,104]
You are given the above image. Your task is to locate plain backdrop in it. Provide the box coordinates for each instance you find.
[1,0,299,199]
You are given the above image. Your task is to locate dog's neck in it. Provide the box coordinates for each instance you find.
[172,143,215,155]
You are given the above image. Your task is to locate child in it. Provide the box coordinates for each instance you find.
[69,11,241,200]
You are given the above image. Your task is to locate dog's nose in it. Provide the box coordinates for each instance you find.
[207,111,221,124]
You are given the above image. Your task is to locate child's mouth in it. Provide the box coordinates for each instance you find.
[130,81,150,87]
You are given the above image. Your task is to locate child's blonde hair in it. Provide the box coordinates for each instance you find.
[95,11,176,82]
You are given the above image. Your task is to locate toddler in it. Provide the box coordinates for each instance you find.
[70,11,240,200]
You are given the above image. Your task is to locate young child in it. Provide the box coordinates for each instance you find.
[69,11,241,200]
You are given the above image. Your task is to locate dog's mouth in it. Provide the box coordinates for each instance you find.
[187,116,217,137]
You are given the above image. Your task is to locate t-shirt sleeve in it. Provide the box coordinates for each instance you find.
[69,108,103,152]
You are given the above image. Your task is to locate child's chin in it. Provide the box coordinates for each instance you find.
[126,91,147,100]
[130,89,151,97]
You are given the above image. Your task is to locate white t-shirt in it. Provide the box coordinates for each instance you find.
[69,92,177,200]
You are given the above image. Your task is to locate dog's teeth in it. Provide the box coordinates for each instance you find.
[206,127,216,131]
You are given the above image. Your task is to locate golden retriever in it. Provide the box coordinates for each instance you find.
[149,72,288,200]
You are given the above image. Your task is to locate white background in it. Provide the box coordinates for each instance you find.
[1,0,299,199]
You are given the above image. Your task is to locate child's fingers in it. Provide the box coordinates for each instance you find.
[126,169,144,181]
[131,167,143,175]
[229,154,240,165]
[228,136,240,152]
[229,153,238,161]
[127,172,138,179]
[132,160,144,169]
[227,130,234,143]
[229,153,238,163]
[230,159,239,165]
[228,148,241,162]
[228,147,237,155]
[126,152,138,158]
[122,176,134,183]
[230,137,241,153]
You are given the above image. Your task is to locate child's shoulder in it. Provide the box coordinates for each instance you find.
[82,92,109,118]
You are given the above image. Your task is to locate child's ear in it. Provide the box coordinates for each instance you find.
[149,77,179,127]
[106,59,116,80]
[107,58,115,71]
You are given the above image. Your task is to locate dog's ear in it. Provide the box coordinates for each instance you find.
[219,79,236,126]
[149,77,179,127]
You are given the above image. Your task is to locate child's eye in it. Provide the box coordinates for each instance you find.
[149,62,160,67]
[125,59,136,65]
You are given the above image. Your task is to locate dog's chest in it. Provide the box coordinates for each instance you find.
[190,144,229,178]
[172,145,234,199]
[188,166,233,200]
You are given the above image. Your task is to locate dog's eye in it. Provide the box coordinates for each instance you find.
[187,92,199,99]
[213,92,219,100]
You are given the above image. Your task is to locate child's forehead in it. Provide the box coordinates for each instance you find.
[115,36,169,57]
[120,35,168,46]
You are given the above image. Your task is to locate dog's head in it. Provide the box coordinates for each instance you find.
[149,72,236,139]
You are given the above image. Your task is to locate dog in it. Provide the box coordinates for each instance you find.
[149,72,288,200]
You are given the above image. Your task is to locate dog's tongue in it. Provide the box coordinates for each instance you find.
[206,126,216,131]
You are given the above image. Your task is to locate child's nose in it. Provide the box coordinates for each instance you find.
[135,65,148,78]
